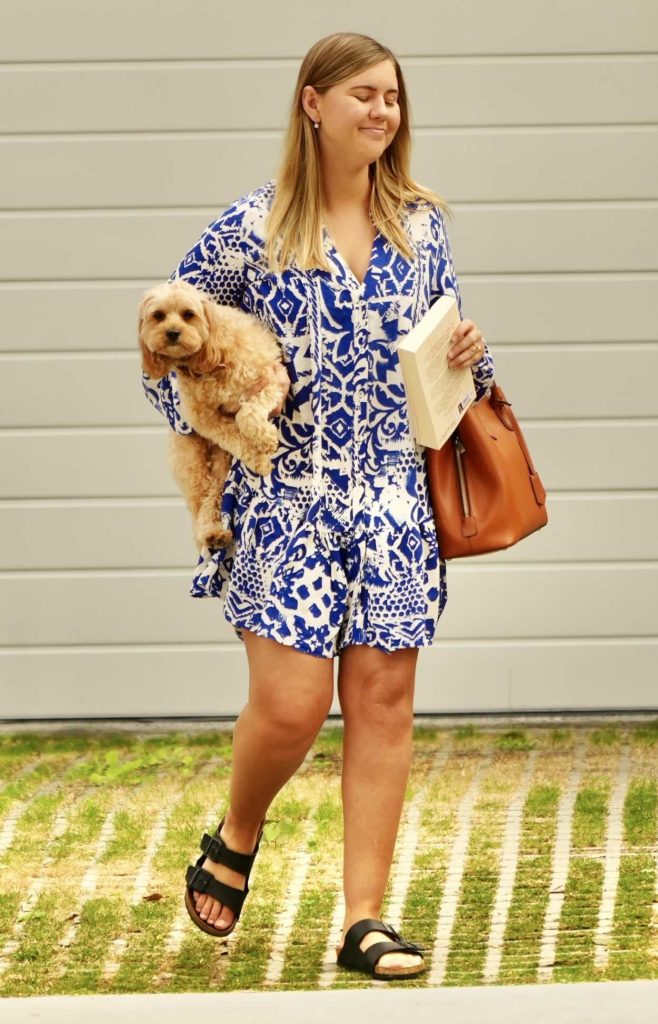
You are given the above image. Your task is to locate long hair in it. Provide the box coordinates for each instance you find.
[264,32,452,273]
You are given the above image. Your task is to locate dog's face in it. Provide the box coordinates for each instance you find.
[138,280,212,378]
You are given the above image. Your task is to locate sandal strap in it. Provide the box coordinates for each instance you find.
[200,831,259,875]
[344,918,423,950]
[343,918,390,947]
[340,918,426,966]
[185,864,248,916]
[362,939,421,971]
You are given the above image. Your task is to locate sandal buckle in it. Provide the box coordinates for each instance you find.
[202,831,226,861]
[382,920,424,953]
[187,865,208,893]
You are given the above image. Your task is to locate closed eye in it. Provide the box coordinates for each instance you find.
[355,96,397,106]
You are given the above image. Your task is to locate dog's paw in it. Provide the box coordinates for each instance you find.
[246,453,274,475]
[237,412,279,454]
[256,421,279,452]
[198,526,233,551]
[260,428,279,455]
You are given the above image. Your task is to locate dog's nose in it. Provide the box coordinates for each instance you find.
[166,329,181,341]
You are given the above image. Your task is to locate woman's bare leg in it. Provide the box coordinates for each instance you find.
[193,629,334,928]
[335,643,423,971]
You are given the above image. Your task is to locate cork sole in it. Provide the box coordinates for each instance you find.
[337,956,426,979]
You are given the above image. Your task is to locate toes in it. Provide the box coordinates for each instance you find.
[206,900,222,926]
[196,894,212,919]
[214,906,234,929]
[198,898,234,929]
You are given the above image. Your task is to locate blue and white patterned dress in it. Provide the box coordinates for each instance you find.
[142,178,495,658]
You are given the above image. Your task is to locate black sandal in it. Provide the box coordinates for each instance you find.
[184,814,267,938]
[336,918,427,979]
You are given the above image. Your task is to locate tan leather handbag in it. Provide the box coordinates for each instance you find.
[425,380,548,559]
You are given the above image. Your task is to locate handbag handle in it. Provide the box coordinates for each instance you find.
[487,380,546,506]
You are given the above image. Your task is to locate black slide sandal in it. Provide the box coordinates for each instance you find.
[336,918,427,979]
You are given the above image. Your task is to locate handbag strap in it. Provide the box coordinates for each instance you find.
[488,380,547,505]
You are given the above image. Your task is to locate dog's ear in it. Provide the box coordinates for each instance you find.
[137,288,154,331]
[187,295,226,375]
[139,334,169,380]
[138,288,171,379]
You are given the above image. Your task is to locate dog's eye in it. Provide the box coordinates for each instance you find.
[152,310,165,321]
[182,309,195,320]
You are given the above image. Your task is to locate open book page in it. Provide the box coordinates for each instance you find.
[396,295,476,449]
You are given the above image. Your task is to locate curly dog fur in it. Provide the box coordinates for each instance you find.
[138,279,290,553]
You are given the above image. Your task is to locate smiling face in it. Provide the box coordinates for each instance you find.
[302,58,401,167]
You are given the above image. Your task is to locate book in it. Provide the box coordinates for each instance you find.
[396,294,476,449]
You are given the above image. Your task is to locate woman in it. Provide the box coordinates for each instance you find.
[143,32,494,980]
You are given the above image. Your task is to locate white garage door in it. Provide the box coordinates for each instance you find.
[1,1,657,718]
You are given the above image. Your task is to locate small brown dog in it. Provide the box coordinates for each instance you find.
[139,279,290,553]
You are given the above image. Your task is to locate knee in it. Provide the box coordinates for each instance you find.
[343,671,415,732]
[250,687,332,745]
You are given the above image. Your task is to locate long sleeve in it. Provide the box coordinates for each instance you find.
[142,369,193,434]
[430,206,495,403]
[141,204,248,433]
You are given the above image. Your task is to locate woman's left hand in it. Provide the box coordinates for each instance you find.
[447,319,486,369]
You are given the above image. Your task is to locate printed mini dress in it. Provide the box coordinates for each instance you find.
[142,178,495,659]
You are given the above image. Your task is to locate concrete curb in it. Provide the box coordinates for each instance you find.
[2,980,658,1023]
[2,712,658,734]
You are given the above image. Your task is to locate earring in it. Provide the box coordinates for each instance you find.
[313,121,319,129]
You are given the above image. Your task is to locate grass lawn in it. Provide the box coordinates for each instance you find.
[0,720,657,995]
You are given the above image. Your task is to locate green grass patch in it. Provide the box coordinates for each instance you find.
[571,783,610,850]
[553,858,604,982]
[0,724,656,994]
[443,750,529,985]
[48,895,127,995]
[632,719,658,745]
[590,726,622,747]
[280,792,342,990]
[220,796,312,992]
[453,725,479,741]
[498,782,562,967]
[392,741,487,988]
[494,730,536,752]
[605,778,658,981]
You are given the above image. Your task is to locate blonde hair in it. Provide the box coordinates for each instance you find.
[264,32,451,273]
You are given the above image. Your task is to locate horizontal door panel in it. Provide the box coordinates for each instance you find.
[485,344,658,420]
[3,130,658,208]
[451,203,658,274]
[3,205,657,280]
[3,345,657,427]
[1,639,656,718]
[3,275,656,352]
[1,422,656,498]
[0,352,144,427]
[464,274,658,345]
[5,59,657,132]
[2,0,655,61]
[0,494,656,571]
[1,563,656,646]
